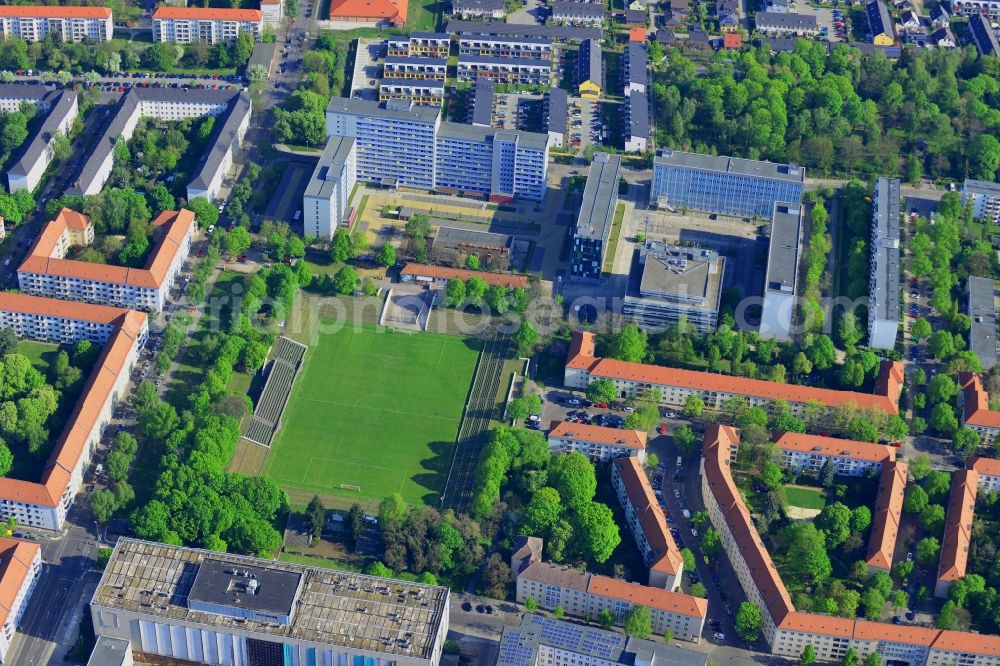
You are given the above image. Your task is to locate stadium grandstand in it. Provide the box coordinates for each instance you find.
[243,336,307,447]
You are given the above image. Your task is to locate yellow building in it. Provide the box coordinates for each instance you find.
[576,38,602,98]
[866,0,896,45]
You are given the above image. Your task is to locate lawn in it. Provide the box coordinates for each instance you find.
[15,340,58,372]
[783,485,828,511]
[406,0,445,32]
[263,324,480,509]
[602,203,626,274]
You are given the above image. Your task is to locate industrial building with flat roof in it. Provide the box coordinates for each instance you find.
[570,153,621,282]
[497,614,708,666]
[759,202,801,341]
[303,136,357,239]
[92,539,451,666]
[650,149,805,217]
[623,243,725,332]
[969,276,997,370]
[868,177,900,350]
[430,226,512,270]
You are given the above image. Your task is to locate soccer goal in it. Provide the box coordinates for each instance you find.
[339,483,362,492]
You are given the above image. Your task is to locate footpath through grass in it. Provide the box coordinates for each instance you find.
[263,324,480,509]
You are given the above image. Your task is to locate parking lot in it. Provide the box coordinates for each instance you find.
[796,3,847,41]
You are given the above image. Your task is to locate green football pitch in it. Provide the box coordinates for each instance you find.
[263,325,481,508]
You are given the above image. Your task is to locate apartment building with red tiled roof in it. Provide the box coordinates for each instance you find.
[152,7,263,44]
[775,432,896,477]
[612,456,683,590]
[701,426,1000,665]
[328,0,407,25]
[17,209,194,313]
[565,331,903,416]
[548,421,647,463]
[960,373,1000,444]
[973,457,1000,492]
[866,459,907,572]
[0,538,40,663]
[936,469,978,598]
[0,6,112,42]
[0,293,146,531]
[512,559,707,641]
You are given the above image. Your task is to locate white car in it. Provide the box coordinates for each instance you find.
[714,632,726,641]
[666,411,677,418]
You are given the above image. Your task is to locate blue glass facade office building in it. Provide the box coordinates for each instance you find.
[650,149,805,217]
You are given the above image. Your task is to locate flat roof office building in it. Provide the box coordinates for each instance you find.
[303,136,357,239]
[759,202,802,341]
[650,149,805,217]
[92,539,450,666]
[571,153,621,281]
[868,177,900,351]
[623,243,725,332]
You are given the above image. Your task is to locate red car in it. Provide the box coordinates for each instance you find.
[594,402,608,408]
[657,424,667,434]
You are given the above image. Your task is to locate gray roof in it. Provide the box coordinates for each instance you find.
[575,152,621,244]
[498,615,708,666]
[304,135,356,201]
[866,0,895,38]
[189,557,302,617]
[432,226,511,251]
[446,19,601,41]
[248,43,275,73]
[457,32,552,45]
[188,90,251,191]
[387,32,451,43]
[546,85,567,134]
[765,202,801,294]
[551,1,604,18]
[755,11,818,29]
[8,89,76,178]
[625,42,647,88]
[965,178,1000,197]
[458,54,551,68]
[93,539,449,660]
[637,243,723,306]
[969,276,997,369]
[930,27,954,43]
[970,14,1000,56]
[627,90,649,139]
[871,177,900,326]
[438,120,549,150]
[930,4,949,20]
[756,36,800,51]
[0,83,54,102]
[384,55,449,66]
[379,78,446,89]
[471,78,494,126]
[623,9,647,23]
[87,636,132,666]
[325,96,441,124]
[451,0,506,11]
[70,87,244,196]
[654,148,805,182]
[577,38,602,86]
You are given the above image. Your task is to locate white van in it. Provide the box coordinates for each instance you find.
[676,456,683,467]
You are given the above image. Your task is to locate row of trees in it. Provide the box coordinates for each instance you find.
[89,432,139,522]
[444,278,529,315]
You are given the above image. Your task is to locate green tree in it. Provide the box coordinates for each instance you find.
[521,487,562,535]
[735,602,763,641]
[513,321,539,355]
[761,461,783,490]
[445,279,466,307]
[223,226,252,257]
[684,395,704,417]
[904,485,929,514]
[90,489,118,523]
[611,324,647,362]
[674,425,699,457]
[187,196,219,228]
[680,548,696,571]
[598,608,615,629]
[816,502,852,547]
[378,242,396,267]
[911,317,932,339]
[331,229,354,262]
[801,645,817,665]
[929,403,959,435]
[525,597,537,611]
[851,506,872,532]
[893,560,914,582]
[700,528,722,557]
[586,379,618,404]
[908,453,931,481]
[928,374,958,404]
[623,606,652,638]
[306,495,325,540]
[333,265,359,295]
[571,501,620,563]
[378,493,408,524]
[916,536,940,566]
[842,649,859,666]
